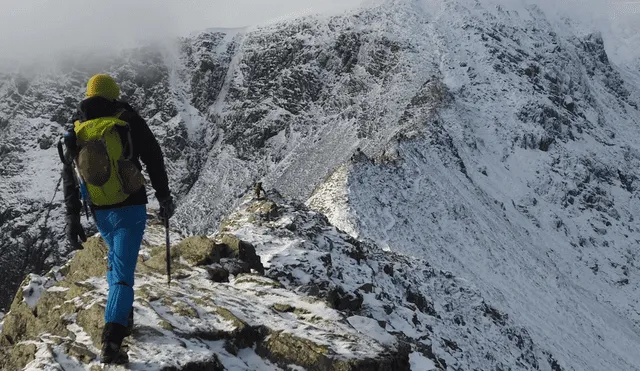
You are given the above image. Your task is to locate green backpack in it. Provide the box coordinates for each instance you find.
[73,112,145,206]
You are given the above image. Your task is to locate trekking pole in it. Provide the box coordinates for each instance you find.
[165,216,171,287]
[58,134,92,222]
[33,175,63,258]
[72,161,92,222]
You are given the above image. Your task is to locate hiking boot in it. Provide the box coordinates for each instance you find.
[101,341,129,364]
[101,322,128,364]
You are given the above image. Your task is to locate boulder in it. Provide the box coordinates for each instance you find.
[176,236,228,266]
[66,237,109,282]
[0,342,37,370]
[206,265,230,283]
[219,258,250,276]
[219,234,264,274]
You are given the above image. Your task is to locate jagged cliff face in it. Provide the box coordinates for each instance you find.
[0,0,639,369]
[179,10,444,234]
[308,1,640,371]
[0,1,443,309]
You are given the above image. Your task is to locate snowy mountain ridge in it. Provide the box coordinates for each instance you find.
[0,0,639,369]
[308,1,640,370]
[0,193,563,370]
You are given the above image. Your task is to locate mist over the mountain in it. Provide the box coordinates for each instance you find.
[0,0,365,64]
[0,0,638,67]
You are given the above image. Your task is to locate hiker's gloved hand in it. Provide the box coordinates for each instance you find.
[158,195,175,223]
[66,214,87,251]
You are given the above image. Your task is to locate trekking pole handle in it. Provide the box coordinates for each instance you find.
[57,138,69,165]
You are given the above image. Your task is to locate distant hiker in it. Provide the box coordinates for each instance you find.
[254,182,266,200]
[61,74,175,364]
[350,147,365,162]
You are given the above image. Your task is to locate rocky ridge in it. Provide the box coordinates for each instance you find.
[306,1,640,370]
[0,192,560,370]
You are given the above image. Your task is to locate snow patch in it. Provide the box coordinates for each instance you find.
[46,286,69,293]
[347,315,396,346]
[21,274,52,310]
[409,352,437,371]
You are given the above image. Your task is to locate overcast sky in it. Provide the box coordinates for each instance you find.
[0,0,637,65]
[0,0,365,60]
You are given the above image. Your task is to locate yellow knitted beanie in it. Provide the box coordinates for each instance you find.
[85,74,120,101]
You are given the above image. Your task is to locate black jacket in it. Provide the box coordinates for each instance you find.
[62,97,170,216]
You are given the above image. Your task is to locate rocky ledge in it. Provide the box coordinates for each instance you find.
[0,191,552,370]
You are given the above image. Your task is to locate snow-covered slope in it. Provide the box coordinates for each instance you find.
[308,1,640,370]
[1,193,573,370]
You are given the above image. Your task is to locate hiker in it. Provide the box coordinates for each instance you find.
[254,182,266,200]
[61,74,175,364]
[350,147,365,162]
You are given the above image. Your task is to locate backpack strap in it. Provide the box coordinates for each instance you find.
[114,109,134,160]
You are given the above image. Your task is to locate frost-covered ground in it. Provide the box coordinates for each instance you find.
[2,208,398,370]
[17,273,385,371]
[1,194,568,370]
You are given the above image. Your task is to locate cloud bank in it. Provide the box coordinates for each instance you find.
[0,0,364,61]
[0,0,637,68]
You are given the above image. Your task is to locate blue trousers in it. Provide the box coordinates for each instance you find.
[94,205,147,327]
